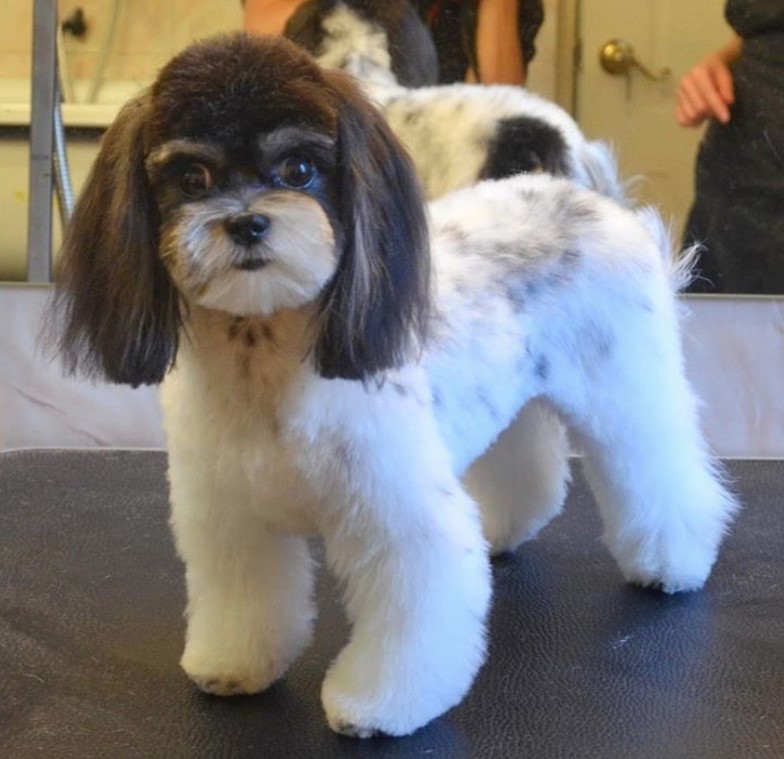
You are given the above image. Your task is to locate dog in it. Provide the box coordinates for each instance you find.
[284,0,627,201]
[53,34,737,738]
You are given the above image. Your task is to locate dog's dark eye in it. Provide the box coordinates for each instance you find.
[179,164,212,197]
[276,156,317,189]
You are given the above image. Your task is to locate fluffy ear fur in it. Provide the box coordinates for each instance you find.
[51,95,180,387]
[314,71,431,382]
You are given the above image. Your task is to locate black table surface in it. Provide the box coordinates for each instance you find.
[1,450,782,759]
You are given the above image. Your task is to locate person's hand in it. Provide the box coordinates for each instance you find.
[244,0,304,36]
[676,38,741,127]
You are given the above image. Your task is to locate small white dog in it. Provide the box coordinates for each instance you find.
[53,35,737,738]
[285,0,626,201]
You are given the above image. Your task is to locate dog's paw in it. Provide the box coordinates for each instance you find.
[181,651,287,697]
[482,510,555,557]
[321,658,472,738]
[614,536,718,594]
[622,561,713,594]
[189,674,268,697]
[331,719,381,740]
[321,679,407,738]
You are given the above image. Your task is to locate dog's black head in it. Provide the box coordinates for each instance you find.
[284,0,439,87]
[53,33,430,386]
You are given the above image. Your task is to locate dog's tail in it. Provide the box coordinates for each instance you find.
[572,140,631,205]
[634,205,699,293]
[574,144,698,292]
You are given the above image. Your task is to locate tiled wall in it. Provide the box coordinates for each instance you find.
[0,0,559,99]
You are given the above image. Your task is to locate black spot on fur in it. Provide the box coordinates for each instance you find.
[453,280,470,299]
[439,485,455,499]
[440,222,469,249]
[504,280,529,313]
[534,355,550,381]
[481,116,570,181]
[392,382,408,397]
[477,390,501,422]
[227,317,246,341]
[244,330,257,348]
[261,324,277,344]
[492,241,518,261]
[579,320,615,361]
[561,249,580,266]
[553,193,600,227]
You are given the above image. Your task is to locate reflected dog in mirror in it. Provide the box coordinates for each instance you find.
[52,34,737,739]
[285,0,627,202]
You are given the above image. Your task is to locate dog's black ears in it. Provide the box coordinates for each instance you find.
[314,72,431,382]
[51,95,180,387]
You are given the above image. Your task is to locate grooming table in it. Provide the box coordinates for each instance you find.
[1,450,782,758]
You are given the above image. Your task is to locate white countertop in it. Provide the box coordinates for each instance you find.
[0,102,122,128]
[0,80,146,128]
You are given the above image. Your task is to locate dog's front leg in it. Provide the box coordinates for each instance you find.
[169,463,315,697]
[316,428,492,738]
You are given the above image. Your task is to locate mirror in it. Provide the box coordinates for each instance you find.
[0,0,780,293]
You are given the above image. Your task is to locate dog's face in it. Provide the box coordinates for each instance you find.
[146,126,342,317]
[144,36,347,317]
[54,34,430,385]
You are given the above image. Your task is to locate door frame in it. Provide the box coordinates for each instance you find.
[554,0,579,114]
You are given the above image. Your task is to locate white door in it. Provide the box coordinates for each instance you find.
[576,0,733,233]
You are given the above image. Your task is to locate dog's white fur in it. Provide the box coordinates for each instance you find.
[161,173,736,736]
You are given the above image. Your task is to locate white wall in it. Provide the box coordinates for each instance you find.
[3,286,782,459]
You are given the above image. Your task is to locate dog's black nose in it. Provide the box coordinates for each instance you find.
[225,213,270,247]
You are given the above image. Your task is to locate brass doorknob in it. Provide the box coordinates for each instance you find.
[599,39,671,81]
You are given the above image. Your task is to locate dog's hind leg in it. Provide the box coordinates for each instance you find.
[541,289,738,593]
[464,398,571,556]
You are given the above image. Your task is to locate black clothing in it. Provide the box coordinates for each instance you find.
[414,0,544,84]
[685,0,784,294]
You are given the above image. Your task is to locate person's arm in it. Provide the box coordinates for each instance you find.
[244,0,303,36]
[472,0,526,85]
[676,36,742,127]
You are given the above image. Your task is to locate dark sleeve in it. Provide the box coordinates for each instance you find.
[725,0,784,38]
[519,0,545,64]
[415,0,546,84]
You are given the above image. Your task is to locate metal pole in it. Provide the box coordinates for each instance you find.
[27,0,58,283]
